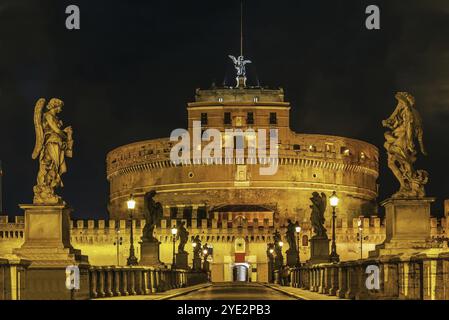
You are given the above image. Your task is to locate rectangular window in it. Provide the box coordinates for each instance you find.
[341,146,350,156]
[293,144,301,151]
[201,113,208,125]
[224,112,231,125]
[269,112,277,125]
[247,112,254,125]
[170,207,178,218]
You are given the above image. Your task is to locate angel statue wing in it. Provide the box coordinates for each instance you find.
[243,59,252,65]
[32,98,46,160]
[228,55,238,65]
[319,192,327,215]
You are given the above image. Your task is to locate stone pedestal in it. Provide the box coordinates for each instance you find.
[286,250,298,267]
[193,257,202,271]
[370,198,435,258]
[175,252,189,270]
[308,237,330,264]
[139,240,166,268]
[274,256,283,271]
[13,204,90,300]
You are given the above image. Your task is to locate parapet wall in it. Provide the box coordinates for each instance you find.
[1,215,447,266]
[1,215,447,243]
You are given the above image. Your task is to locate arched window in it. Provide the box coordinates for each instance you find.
[0,231,3,238]
[302,235,309,247]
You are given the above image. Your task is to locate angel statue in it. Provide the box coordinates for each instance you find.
[177,221,189,254]
[142,190,163,242]
[382,92,429,198]
[228,55,252,87]
[310,192,327,239]
[285,219,298,253]
[228,55,252,77]
[32,98,73,204]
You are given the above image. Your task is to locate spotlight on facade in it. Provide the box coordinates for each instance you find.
[269,248,274,254]
[295,226,301,233]
[203,249,208,255]
[278,241,283,247]
[171,227,178,235]
[192,242,197,248]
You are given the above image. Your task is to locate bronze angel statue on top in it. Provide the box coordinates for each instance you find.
[32,98,73,204]
[382,92,428,198]
[228,55,252,78]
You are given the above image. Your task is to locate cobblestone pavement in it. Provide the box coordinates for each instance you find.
[170,282,298,300]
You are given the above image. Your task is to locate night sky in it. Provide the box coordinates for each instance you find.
[0,0,448,219]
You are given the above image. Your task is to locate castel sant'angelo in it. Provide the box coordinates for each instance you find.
[1,56,448,283]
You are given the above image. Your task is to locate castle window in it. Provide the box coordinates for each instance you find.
[293,144,301,151]
[253,96,259,103]
[183,207,192,220]
[247,112,254,125]
[224,112,231,125]
[325,143,334,153]
[201,113,208,125]
[360,152,366,161]
[218,97,224,102]
[302,235,309,246]
[308,145,317,152]
[269,112,277,125]
[341,147,350,156]
[170,207,178,219]
[197,207,207,220]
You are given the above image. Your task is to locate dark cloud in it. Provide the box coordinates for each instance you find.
[1,0,449,218]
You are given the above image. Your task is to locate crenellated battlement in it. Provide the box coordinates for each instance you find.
[1,215,447,244]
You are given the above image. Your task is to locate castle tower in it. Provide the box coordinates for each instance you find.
[0,160,3,214]
[106,78,379,223]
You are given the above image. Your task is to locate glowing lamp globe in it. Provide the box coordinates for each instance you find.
[329,191,339,208]
[127,195,136,210]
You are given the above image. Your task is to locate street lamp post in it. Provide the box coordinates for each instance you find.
[171,227,178,269]
[329,191,340,263]
[357,217,368,260]
[113,229,123,266]
[126,195,138,266]
[295,225,301,266]
[202,245,210,276]
[278,240,284,267]
[267,245,275,283]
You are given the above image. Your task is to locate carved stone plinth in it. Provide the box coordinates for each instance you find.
[175,252,189,270]
[193,257,202,271]
[370,198,435,258]
[139,240,165,267]
[308,237,330,264]
[13,204,90,299]
[286,250,298,267]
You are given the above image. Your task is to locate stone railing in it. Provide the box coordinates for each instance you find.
[88,266,208,299]
[280,252,449,300]
[0,257,30,300]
